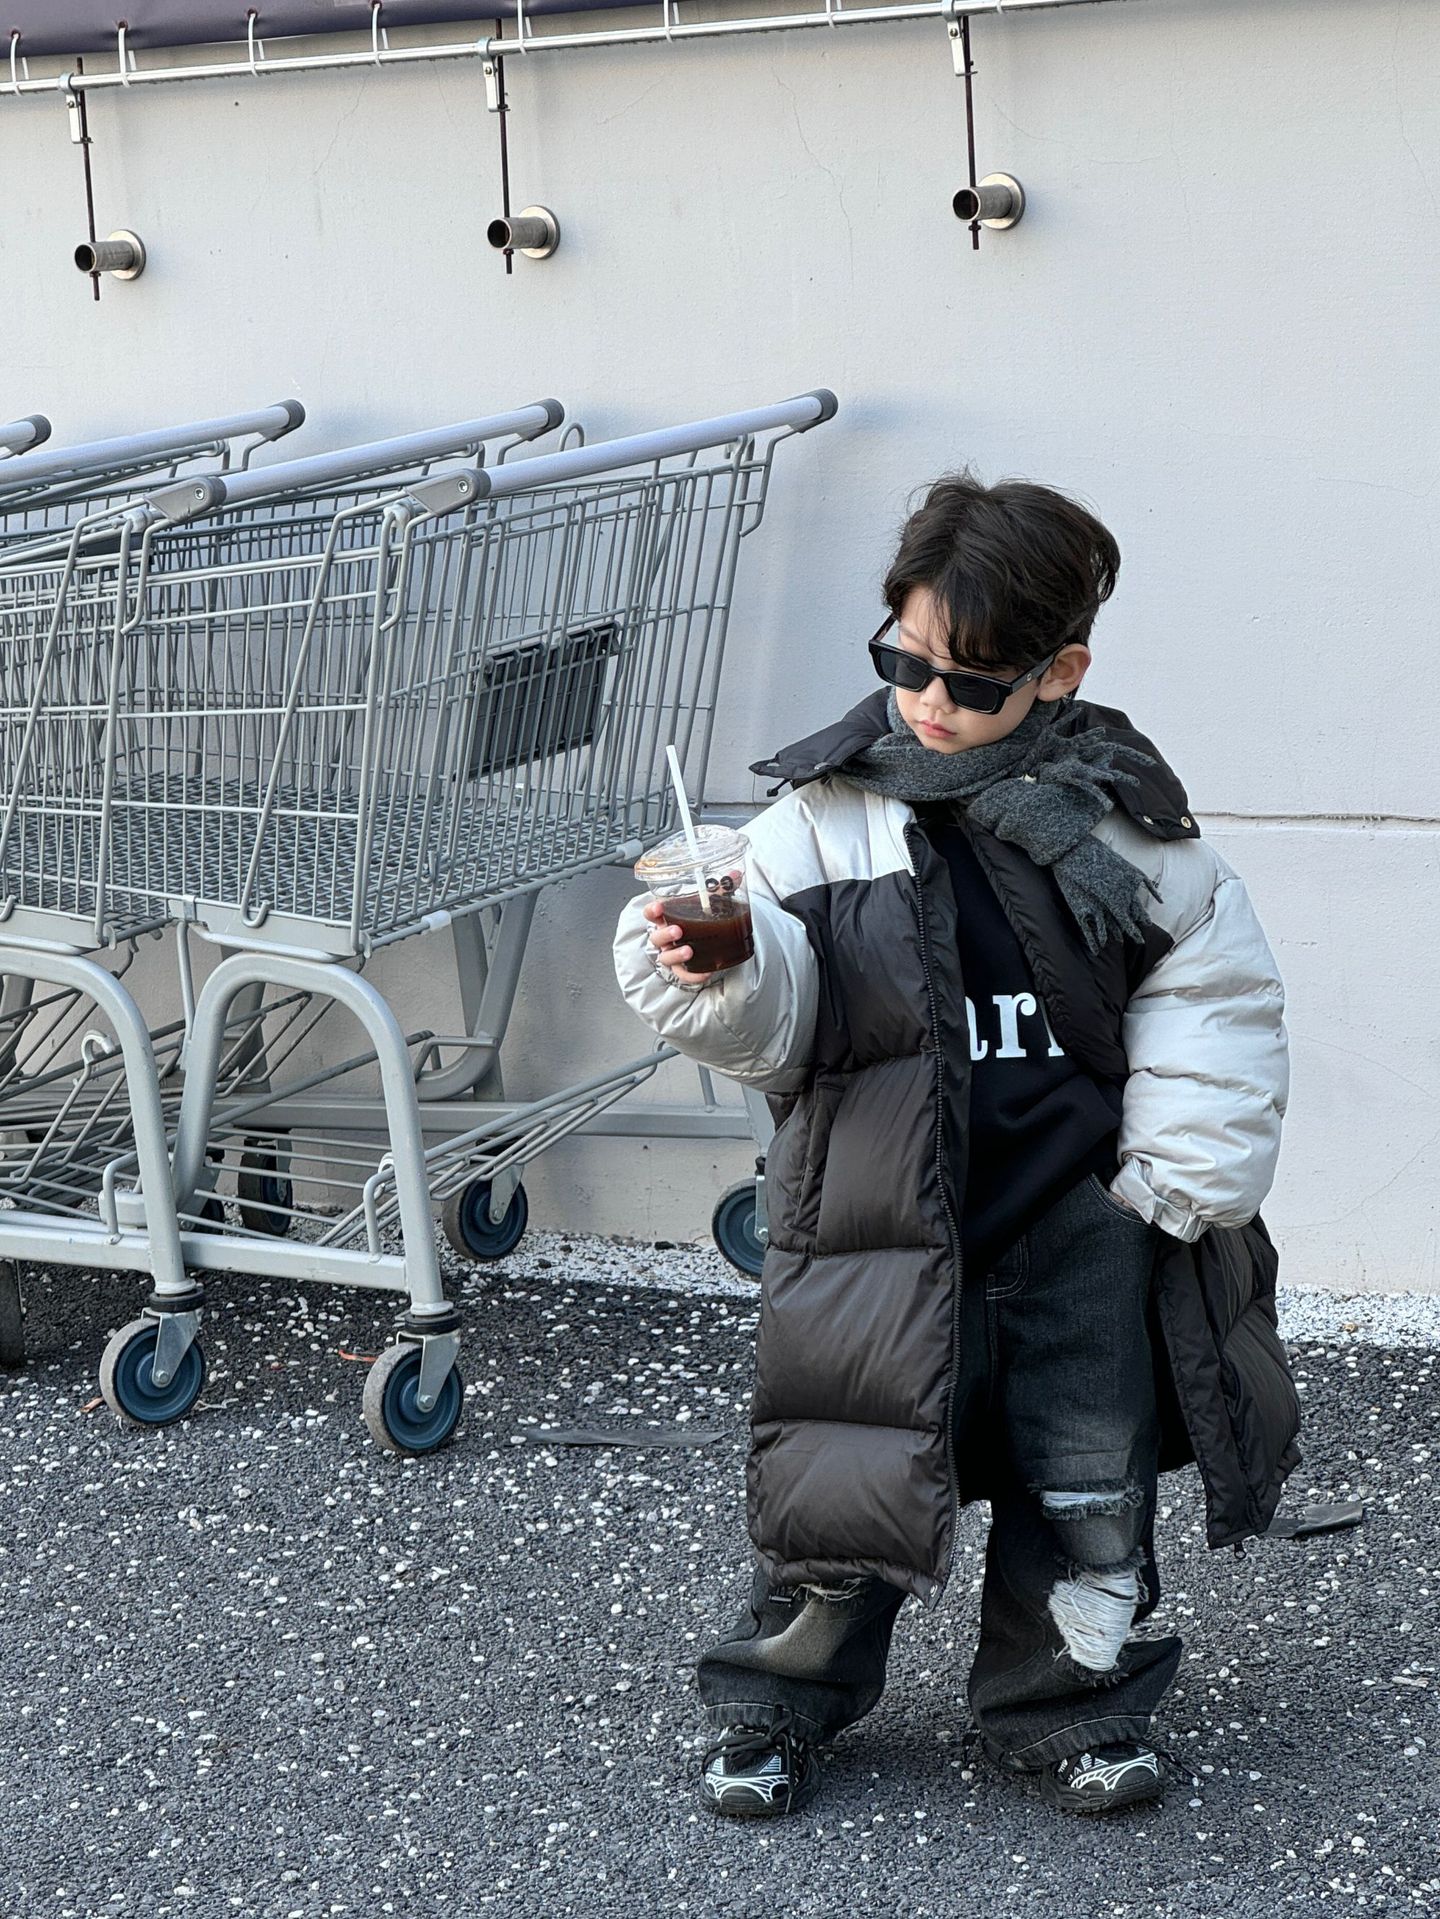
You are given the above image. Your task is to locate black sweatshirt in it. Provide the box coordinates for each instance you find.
[937,825,1124,1273]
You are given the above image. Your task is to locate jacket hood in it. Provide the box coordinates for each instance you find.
[749,688,1201,843]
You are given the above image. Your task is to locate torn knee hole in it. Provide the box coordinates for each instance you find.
[1039,1484,1146,1523]
[1047,1566,1140,1674]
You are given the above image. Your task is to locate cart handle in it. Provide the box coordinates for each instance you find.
[463,390,838,500]
[0,400,305,494]
[0,414,52,458]
[189,400,566,512]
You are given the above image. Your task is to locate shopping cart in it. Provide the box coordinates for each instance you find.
[0,399,568,1388]
[0,391,833,1449]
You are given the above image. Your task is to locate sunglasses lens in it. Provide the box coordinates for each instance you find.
[950,679,1005,716]
[869,642,928,692]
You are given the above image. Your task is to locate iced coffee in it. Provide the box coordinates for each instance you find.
[634,825,755,977]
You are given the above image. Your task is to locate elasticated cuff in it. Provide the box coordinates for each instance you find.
[1110,1162,1207,1242]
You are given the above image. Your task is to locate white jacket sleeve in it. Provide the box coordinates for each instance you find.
[1100,818,1290,1241]
[611,793,821,1094]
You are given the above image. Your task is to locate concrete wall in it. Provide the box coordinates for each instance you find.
[2,0,1437,1286]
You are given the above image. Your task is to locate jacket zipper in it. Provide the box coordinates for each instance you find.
[904,820,966,1604]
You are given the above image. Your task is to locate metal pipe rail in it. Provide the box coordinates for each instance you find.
[455,388,836,499]
[0,398,566,572]
[0,416,51,458]
[0,0,1134,102]
[0,402,305,502]
[151,391,818,525]
[243,1088,755,1140]
[187,399,565,511]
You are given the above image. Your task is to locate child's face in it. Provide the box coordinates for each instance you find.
[891,586,1092,753]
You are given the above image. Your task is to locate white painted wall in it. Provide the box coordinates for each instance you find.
[2,0,1437,1287]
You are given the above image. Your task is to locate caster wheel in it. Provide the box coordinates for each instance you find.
[98,1317,206,1427]
[442,1178,528,1261]
[237,1149,293,1237]
[362,1342,464,1455]
[712,1180,766,1279]
[0,1261,25,1369]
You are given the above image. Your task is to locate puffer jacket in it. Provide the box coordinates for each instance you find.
[613,691,1300,1606]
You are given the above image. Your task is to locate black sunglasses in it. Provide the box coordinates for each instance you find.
[867,615,1058,717]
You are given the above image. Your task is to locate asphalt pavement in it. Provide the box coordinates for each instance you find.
[1,1234,1436,1918]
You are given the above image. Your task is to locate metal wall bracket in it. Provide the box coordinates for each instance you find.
[75,229,146,278]
[487,204,560,258]
[954,172,1025,228]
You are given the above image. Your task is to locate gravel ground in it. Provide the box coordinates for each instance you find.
[1,1234,1437,1919]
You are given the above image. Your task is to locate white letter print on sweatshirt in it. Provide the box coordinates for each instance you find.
[966,992,1066,1063]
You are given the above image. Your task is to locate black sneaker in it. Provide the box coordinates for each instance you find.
[1038,1742,1164,1815]
[699,1713,820,1820]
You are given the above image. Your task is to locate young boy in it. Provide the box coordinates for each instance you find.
[611,472,1297,1818]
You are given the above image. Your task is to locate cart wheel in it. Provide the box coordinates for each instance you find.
[237,1153,293,1237]
[442,1179,528,1261]
[98,1317,206,1427]
[712,1180,766,1279]
[362,1342,465,1455]
[0,1261,25,1369]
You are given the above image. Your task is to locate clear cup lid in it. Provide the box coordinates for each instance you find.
[634,823,749,880]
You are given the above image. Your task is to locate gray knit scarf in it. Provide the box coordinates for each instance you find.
[841,691,1160,954]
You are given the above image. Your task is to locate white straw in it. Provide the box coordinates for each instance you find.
[665,743,713,915]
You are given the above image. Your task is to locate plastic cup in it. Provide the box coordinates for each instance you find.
[634,824,755,977]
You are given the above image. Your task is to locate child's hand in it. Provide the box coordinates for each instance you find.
[642,898,713,988]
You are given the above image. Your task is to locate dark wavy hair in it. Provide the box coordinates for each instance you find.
[882,469,1121,671]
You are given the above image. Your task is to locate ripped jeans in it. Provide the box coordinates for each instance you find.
[696,1171,1182,1767]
